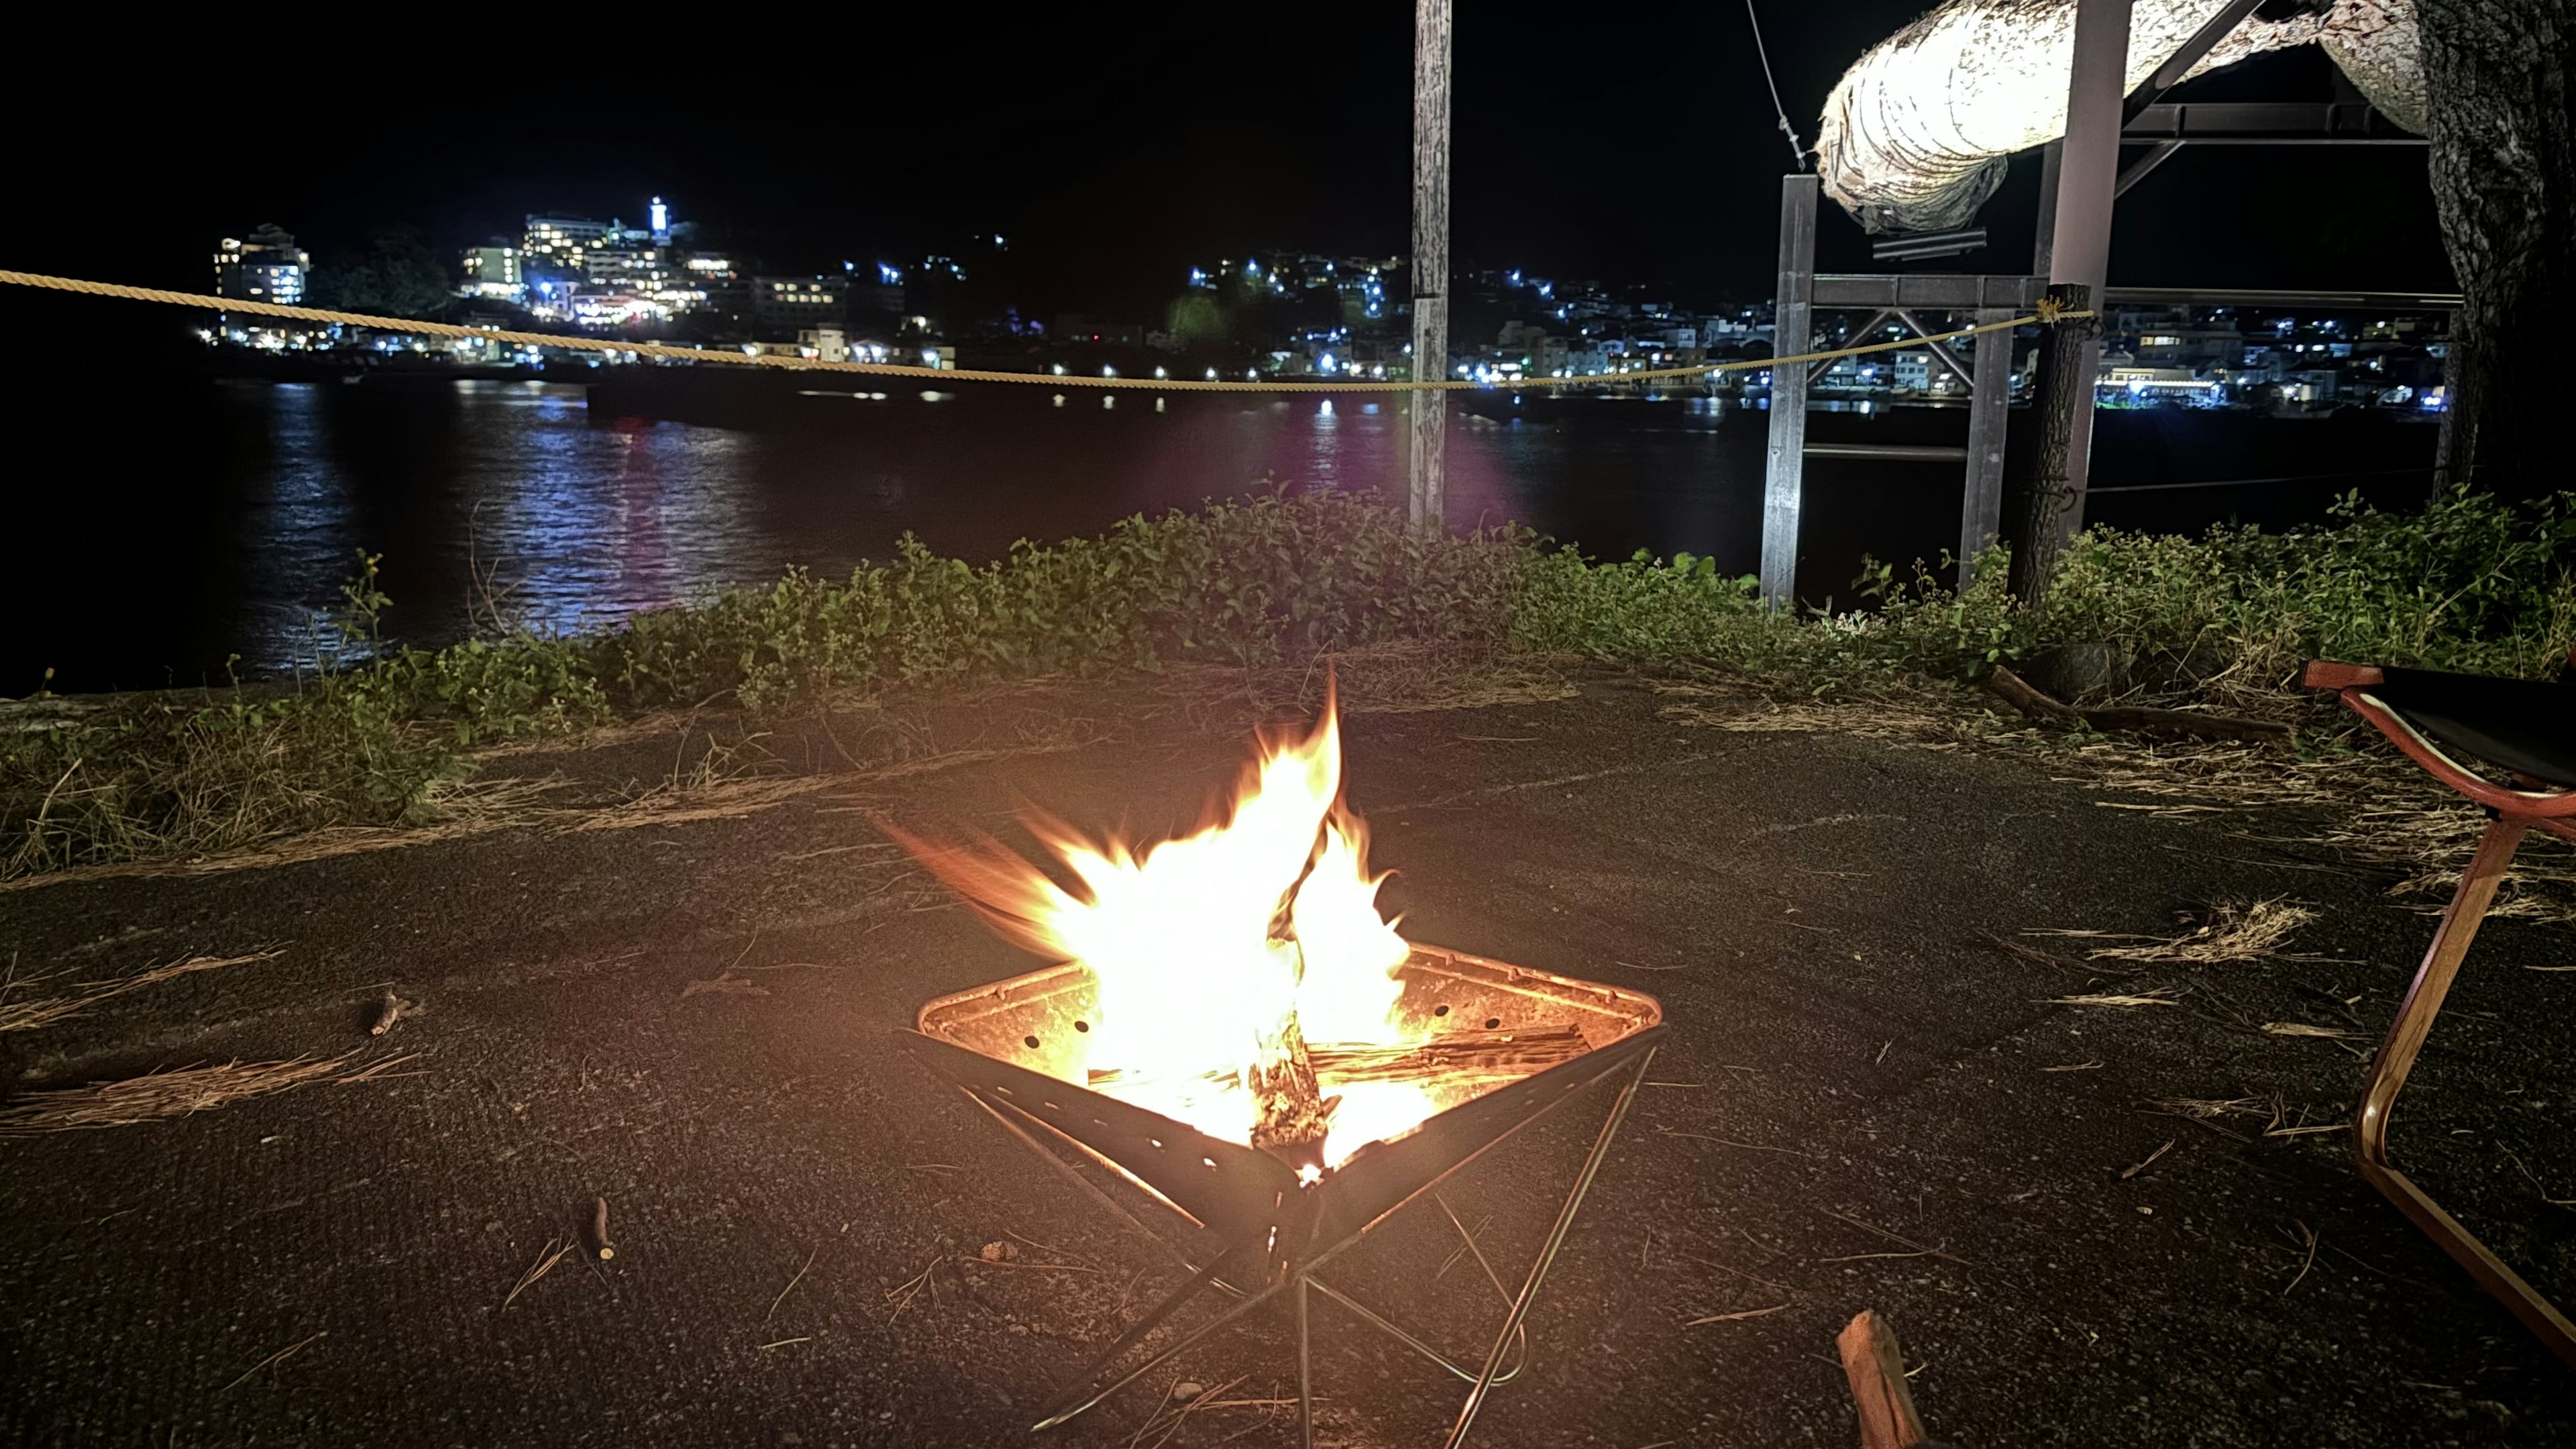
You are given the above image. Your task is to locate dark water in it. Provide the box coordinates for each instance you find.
[4,370,2438,696]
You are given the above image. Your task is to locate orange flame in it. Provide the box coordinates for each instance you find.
[893,696,1434,1169]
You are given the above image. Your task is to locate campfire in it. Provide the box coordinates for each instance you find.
[897,694,1664,1446]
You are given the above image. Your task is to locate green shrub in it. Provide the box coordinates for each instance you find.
[7,486,2569,879]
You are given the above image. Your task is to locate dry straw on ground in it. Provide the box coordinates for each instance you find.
[0,949,281,1034]
[0,1052,416,1136]
[2035,897,2322,966]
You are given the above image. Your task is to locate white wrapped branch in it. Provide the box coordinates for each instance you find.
[1815,0,2424,234]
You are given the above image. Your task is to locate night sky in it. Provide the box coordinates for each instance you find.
[14,3,2453,311]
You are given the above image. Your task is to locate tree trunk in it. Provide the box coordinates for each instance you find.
[2006,284,2098,608]
[2421,0,2576,498]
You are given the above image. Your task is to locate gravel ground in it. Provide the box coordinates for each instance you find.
[2,670,2570,1447]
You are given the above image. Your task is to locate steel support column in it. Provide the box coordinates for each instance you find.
[2044,0,2129,538]
[1960,307,2014,587]
[1407,0,1453,535]
[1761,174,1818,608]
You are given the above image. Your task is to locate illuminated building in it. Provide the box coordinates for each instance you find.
[752,275,847,333]
[214,225,309,305]
[462,246,524,303]
[523,215,612,270]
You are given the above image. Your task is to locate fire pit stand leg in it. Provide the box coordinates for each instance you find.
[1301,1277,1529,1385]
[1029,1246,1286,1432]
[1294,1274,1316,1448]
[1440,1046,1655,1449]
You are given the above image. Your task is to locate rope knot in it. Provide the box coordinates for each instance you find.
[2033,296,2064,325]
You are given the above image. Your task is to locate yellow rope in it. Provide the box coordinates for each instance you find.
[0,269,2087,393]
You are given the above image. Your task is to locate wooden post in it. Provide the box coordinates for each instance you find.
[1957,307,2014,588]
[1760,174,1818,607]
[1837,1309,1931,1449]
[1408,0,1453,535]
[2007,282,2097,606]
[2045,0,2130,530]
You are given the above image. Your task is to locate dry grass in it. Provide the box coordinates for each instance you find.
[1686,686,2576,927]
[2150,1095,2349,1139]
[0,776,559,895]
[2037,898,2322,966]
[0,1053,364,1136]
[1655,686,1964,747]
[2047,988,2183,1008]
[0,949,281,1034]
[501,1237,574,1311]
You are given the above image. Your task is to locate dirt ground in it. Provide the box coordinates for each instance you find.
[3,665,2571,1447]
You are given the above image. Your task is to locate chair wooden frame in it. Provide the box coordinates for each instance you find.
[2307,661,2576,1366]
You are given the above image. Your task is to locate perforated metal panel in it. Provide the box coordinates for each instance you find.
[910,945,1664,1263]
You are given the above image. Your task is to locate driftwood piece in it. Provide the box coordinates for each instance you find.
[1985,664,2292,747]
[1837,1309,1932,1449]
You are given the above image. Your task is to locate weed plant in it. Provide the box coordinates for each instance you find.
[3,486,2567,879]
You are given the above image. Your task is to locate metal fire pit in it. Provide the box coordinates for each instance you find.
[907,943,1665,1447]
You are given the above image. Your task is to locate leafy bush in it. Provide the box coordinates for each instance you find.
[2037,488,2576,699]
[7,486,2569,879]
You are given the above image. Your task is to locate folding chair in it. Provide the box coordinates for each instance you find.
[2305,661,2576,1365]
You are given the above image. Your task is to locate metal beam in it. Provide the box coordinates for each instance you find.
[1892,308,1974,389]
[2033,140,2063,278]
[1762,175,1818,608]
[2113,139,2185,199]
[1804,444,1968,462]
[1960,307,2014,588]
[1809,273,2049,309]
[2101,286,2462,309]
[2123,0,2266,122]
[2123,101,2423,142]
[1811,309,1892,382]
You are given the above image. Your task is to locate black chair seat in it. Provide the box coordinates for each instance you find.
[2371,667,2576,788]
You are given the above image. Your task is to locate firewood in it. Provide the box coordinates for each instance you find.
[1307,1028,1590,1085]
[1087,1028,1589,1093]
[369,991,415,1036]
[1837,1309,1932,1449]
[1246,1014,1334,1166]
[1984,665,2290,747]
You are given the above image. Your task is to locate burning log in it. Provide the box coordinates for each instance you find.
[1089,1028,1589,1093]
[1308,1028,1589,1085]
[1246,1013,1336,1167]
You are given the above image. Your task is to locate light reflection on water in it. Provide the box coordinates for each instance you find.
[209,378,1750,679]
[11,367,2428,694]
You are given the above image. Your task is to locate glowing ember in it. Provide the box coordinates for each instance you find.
[892,700,1436,1170]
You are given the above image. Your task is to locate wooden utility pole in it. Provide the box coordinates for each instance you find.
[1409,0,1453,534]
[2008,282,2098,606]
